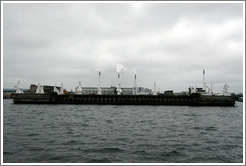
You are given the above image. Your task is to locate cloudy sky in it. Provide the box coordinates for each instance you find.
[2,2,244,93]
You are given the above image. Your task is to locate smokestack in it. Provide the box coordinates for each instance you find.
[116,73,122,95]
[152,82,157,95]
[133,74,137,95]
[203,69,206,92]
[97,71,102,95]
[211,83,213,94]
[98,71,101,85]
[118,73,120,85]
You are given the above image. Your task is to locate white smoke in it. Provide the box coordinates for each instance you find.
[116,63,127,73]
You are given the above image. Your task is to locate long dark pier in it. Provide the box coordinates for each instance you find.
[12,93,235,106]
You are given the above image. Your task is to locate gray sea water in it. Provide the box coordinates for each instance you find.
[3,99,243,163]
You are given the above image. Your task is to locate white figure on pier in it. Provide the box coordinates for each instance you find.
[53,83,59,93]
[221,84,230,96]
[58,82,64,95]
[14,81,24,94]
[35,83,44,94]
[189,86,198,94]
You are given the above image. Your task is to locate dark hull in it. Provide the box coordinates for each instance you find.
[11,93,235,106]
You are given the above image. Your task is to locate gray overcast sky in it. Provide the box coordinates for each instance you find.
[2,2,244,93]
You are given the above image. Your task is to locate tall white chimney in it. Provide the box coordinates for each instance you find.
[116,73,122,95]
[203,69,206,92]
[97,71,102,95]
[118,73,120,86]
[133,74,137,95]
[152,82,157,95]
[211,83,213,94]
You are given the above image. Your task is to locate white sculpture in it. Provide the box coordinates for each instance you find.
[35,83,44,94]
[75,81,83,94]
[53,84,59,93]
[14,81,24,94]
[221,84,230,96]
[58,82,64,95]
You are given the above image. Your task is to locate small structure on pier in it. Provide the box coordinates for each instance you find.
[75,81,83,94]
[53,84,60,93]
[35,83,44,94]
[14,81,24,94]
[58,82,64,95]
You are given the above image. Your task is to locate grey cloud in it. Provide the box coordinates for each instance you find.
[3,2,244,93]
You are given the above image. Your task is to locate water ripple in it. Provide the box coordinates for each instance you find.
[3,100,243,163]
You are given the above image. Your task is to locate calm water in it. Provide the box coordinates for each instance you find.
[3,99,243,163]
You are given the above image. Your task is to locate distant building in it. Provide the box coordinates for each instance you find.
[3,89,29,99]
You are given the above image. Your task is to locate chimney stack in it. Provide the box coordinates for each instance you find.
[116,73,122,95]
[133,74,137,95]
[203,69,206,92]
[97,71,102,95]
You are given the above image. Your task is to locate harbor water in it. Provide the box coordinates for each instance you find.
[3,99,243,163]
